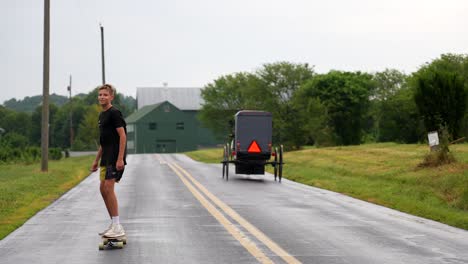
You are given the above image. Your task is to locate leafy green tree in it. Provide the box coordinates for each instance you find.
[255,62,314,104]
[199,72,261,139]
[199,62,315,148]
[254,62,315,148]
[121,95,137,116]
[292,94,332,146]
[300,71,374,145]
[371,69,408,101]
[412,54,467,139]
[0,106,32,141]
[50,98,88,149]
[83,88,100,105]
[1,88,136,151]
[30,104,59,146]
[74,104,100,150]
[378,87,424,143]
[368,69,409,141]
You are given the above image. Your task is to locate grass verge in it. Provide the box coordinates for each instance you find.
[0,155,95,240]
[185,148,223,164]
[185,143,468,230]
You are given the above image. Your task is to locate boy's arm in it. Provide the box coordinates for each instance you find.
[91,146,102,172]
[116,127,127,171]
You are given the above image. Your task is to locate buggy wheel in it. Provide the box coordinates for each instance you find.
[274,147,278,181]
[222,146,225,178]
[224,144,229,181]
[226,161,229,181]
[222,145,228,179]
[279,145,284,182]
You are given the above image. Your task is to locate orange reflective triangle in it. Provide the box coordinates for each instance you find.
[247,140,261,153]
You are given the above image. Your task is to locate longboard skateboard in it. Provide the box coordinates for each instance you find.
[99,235,127,250]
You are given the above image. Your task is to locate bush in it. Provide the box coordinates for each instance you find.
[70,139,96,151]
[0,132,29,149]
[418,127,456,167]
[0,146,62,163]
[0,146,12,162]
[49,148,63,160]
[25,147,41,160]
[418,149,456,167]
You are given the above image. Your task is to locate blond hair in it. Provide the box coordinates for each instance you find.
[98,84,116,96]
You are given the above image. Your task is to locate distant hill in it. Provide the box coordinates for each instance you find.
[2,94,69,113]
[2,93,137,115]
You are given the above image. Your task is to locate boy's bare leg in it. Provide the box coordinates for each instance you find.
[100,180,112,218]
[101,179,125,237]
[103,179,119,217]
[99,179,122,236]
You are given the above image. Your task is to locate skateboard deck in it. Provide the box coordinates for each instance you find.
[99,235,127,250]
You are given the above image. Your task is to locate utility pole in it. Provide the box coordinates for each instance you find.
[100,24,106,84]
[67,75,73,148]
[41,0,50,172]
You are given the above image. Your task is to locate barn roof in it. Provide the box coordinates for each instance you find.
[125,102,164,123]
[136,87,203,110]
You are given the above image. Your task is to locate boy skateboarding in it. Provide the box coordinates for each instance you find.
[91,84,127,239]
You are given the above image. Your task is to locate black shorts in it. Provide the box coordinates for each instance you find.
[100,166,124,182]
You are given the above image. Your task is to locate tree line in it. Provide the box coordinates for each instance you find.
[199,53,468,149]
[0,87,136,162]
[1,53,467,162]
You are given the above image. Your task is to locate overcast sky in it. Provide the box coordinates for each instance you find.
[1,0,467,104]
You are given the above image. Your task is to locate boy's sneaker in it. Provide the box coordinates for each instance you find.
[103,224,125,238]
[98,223,113,236]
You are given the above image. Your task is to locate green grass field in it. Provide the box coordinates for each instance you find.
[186,143,468,230]
[0,156,95,240]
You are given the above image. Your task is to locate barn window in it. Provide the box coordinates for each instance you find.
[149,122,157,130]
[176,122,184,130]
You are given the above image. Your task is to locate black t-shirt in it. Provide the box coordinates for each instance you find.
[98,106,127,166]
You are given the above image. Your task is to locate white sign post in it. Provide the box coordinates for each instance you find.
[428,131,439,151]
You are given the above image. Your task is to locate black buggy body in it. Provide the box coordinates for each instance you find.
[222,110,284,181]
[234,111,272,174]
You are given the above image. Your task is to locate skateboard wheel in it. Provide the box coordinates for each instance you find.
[99,242,105,250]
[117,242,124,248]
[103,238,109,244]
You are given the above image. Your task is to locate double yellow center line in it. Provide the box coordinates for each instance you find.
[163,157,301,264]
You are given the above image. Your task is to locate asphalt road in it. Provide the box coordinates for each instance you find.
[1,154,467,264]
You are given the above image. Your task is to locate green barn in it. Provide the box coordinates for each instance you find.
[125,87,220,153]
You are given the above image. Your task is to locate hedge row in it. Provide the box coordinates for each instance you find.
[0,146,62,164]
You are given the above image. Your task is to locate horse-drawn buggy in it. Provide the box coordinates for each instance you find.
[221,110,284,181]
